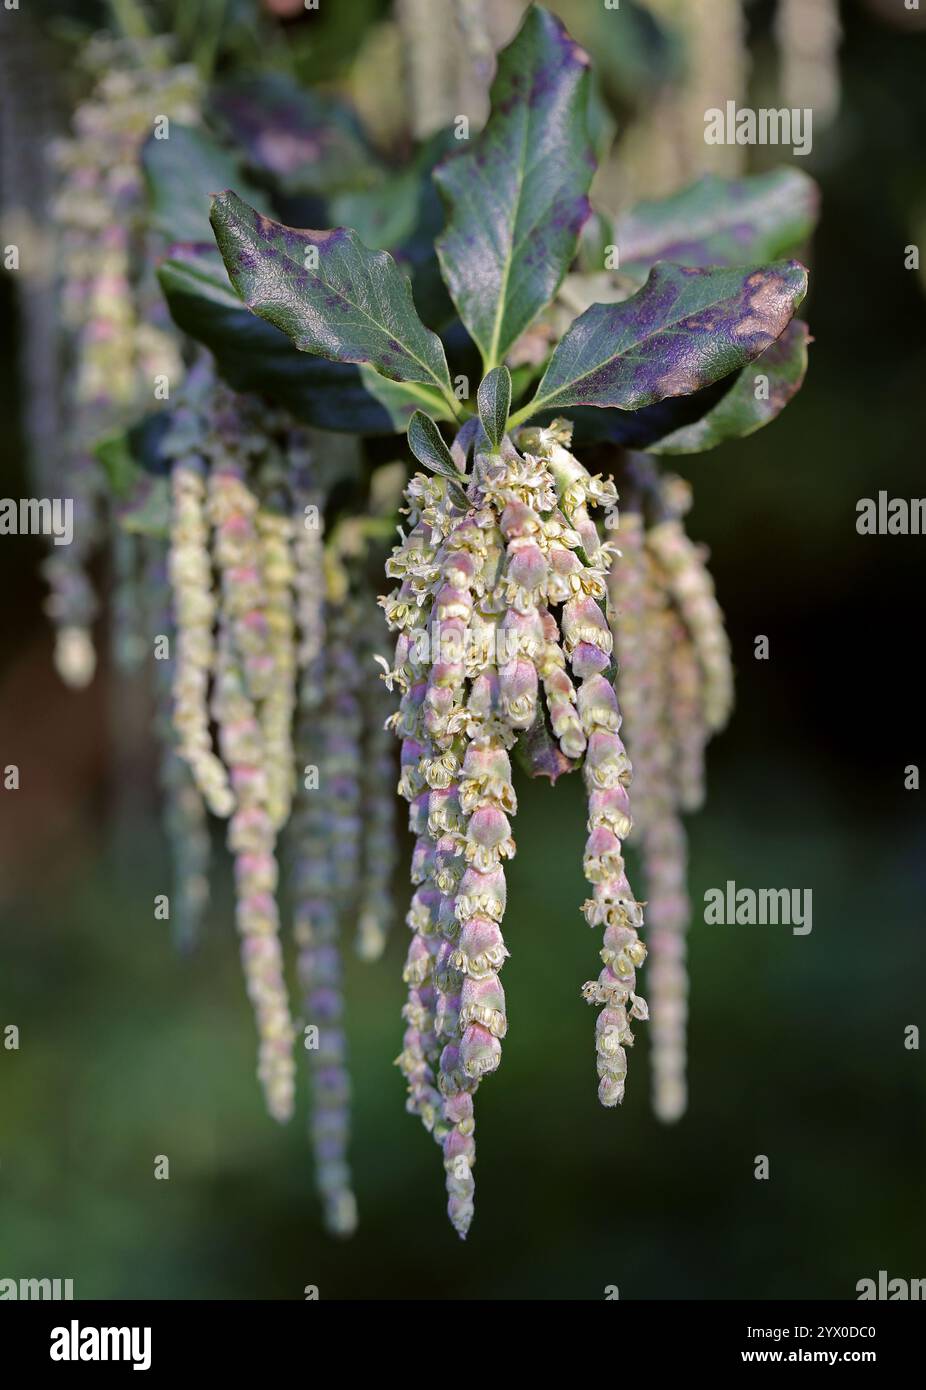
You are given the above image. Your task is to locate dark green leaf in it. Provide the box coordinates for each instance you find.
[649,319,811,455]
[434,4,594,370]
[514,259,808,419]
[477,366,512,447]
[157,244,425,433]
[212,74,379,196]
[143,124,268,245]
[617,169,820,280]
[210,189,456,413]
[407,411,461,479]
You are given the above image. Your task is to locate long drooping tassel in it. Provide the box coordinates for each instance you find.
[44,37,198,684]
[383,426,648,1234]
[210,436,295,1124]
[291,627,359,1237]
[146,537,211,955]
[167,443,234,818]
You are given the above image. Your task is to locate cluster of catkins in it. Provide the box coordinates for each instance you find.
[382,419,650,1238]
[607,456,733,1123]
[163,363,396,1235]
[46,36,198,688]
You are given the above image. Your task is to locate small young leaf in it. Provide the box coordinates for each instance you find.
[649,320,811,455]
[617,169,819,280]
[434,5,594,370]
[210,190,455,408]
[407,412,461,479]
[515,259,807,419]
[477,367,512,448]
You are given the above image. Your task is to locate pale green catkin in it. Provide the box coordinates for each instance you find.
[146,538,211,954]
[167,450,235,818]
[255,459,297,832]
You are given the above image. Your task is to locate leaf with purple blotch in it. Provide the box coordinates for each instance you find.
[434,4,594,371]
[210,190,456,416]
[616,169,819,281]
[649,320,811,455]
[511,259,807,421]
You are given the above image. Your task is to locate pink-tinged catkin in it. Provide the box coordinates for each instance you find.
[205,410,273,707]
[606,507,665,836]
[214,619,296,1124]
[530,427,648,1108]
[210,440,296,1124]
[668,618,707,815]
[645,511,733,735]
[639,596,691,1124]
[609,493,708,1123]
[382,471,514,1238]
[383,423,650,1228]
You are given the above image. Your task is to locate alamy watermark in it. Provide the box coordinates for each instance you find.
[0,1275,74,1299]
[856,493,926,535]
[0,497,73,546]
[857,1271,925,1300]
[704,101,813,158]
[704,881,812,936]
[50,1320,151,1371]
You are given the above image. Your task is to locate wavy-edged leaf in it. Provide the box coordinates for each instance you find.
[143,124,268,245]
[210,190,455,413]
[407,411,460,478]
[477,366,512,448]
[617,169,819,280]
[649,319,811,455]
[158,243,427,433]
[516,259,808,419]
[434,4,594,370]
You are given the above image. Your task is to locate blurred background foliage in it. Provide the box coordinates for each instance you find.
[1,0,925,1299]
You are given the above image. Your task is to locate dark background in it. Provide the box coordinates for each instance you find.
[1,0,924,1299]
